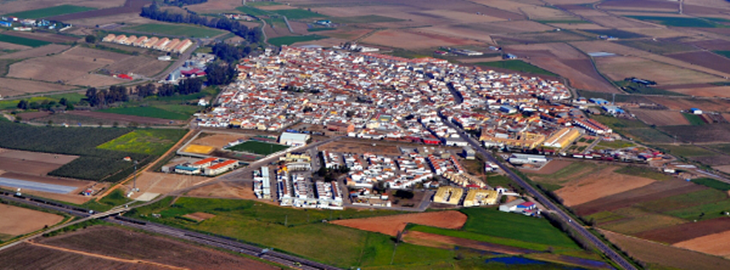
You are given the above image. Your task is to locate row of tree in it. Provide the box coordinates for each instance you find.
[86,85,130,107]
[163,0,208,6]
[140,3,261,43]
[211,42,253,63]
[17,98,72,111]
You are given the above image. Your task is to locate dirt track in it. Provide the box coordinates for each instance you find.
[331,211,467,236]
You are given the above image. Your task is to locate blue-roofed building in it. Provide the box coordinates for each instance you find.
[690,108,703,115]
[589,98,609,105]
[174,165,201,175]
[602,105,624,114]
[0,21,11,27]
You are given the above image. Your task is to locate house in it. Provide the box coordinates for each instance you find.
[444,137,468,147]
[690,108,703,115]
[191,157,217,168]
[204,160,238,175]
[279,132,310,146]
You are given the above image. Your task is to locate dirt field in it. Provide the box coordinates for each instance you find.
[124,171,211,199]
[667,51,730,74]
[403,230,531,255]
[362,29,480,49]
[183,212,216,221]
[0,243,161,270]
[0,44,71,60]
[595,56,720,86]
[0,78,76,97]
[636,217,730,244]
[599,229,730,270]
[525,160,573,175]
[187,0,245,13]
[673,230,730,258]
[0,0,125,14]
[36,225,280,270]
[191,133,249,148]
[104,55,170,77]
[0,204,64,238]
[331,211,466,236]
[0,41,30,51]
[186,181,261,201]
[555,166,656,206]
[622,27,688,39]
[48,0,151,22]
[0,148,78,175]
[649,96,730,112]
[660,124,730,143]
[630,109,690,126]
[573,180,704,216]
[1,31,79,43]
[667,86,730,98]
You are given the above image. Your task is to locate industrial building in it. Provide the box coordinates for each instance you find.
[204,159,238,175]
[499,199,538,216]
[543,128,581,149]
[254,166,271,199]
[463,189,499,207]
[279,132,310,146]
[508,153,547,165]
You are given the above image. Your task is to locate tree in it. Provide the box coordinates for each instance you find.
[59,98,68,106]
[85,35,97,43]
[206,63,236,85]
[17,100,28,110]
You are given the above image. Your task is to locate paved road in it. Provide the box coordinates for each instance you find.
[440,118,637,270]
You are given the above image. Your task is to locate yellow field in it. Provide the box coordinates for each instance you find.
[183,144,215,154]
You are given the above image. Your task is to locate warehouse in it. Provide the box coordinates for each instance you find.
[279,132,310,146]
[543,128,581,149]
[508,153,547,165]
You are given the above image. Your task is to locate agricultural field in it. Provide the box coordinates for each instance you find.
[124,23,226,38]
[331,15,403,24]
[0,204,65,242]
[99,105,199,121]
[629,109,689,126]
[656,144,716,157]
[269,8,326,19]
[627,16,721,28]
[691,178,730,191]
[3,5,96,19]
[96,129,187,156]
[660,124,730,143]
[268,35,328,46]
[0,34,51,48]
[331,211,467,236]
[475,60,558,77]
[0,78,76,98]
[226,141,289,155]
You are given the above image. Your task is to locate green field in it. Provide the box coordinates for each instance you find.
[529,162,599,188]
[460,208,580,249]
[624,128,674,144]
[99,106,198,120]
[235,6,270,17]
[125,197,478,268]
[408,225,552,251]
[692,178,730,191]
[307,27,337,32]
[0,93,85,110]
[268,35,327,46]
[124,23,225,38]
[656,144,716,157]
[0,34,50,47]
[270,9,326,19]
[627,16,719,28]
[666,199,730,220]
[596,140,634,149]
[635,189,727,213]
[682,113,706,126]
[331,15,404,24]
[226,140,289,155]
[614,166,674,181]
[715,50,730,59]
[475,60,558,77]
[4,5,96,19]
[97,129,187,156]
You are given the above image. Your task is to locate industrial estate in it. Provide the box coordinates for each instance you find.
[6,0,730,270]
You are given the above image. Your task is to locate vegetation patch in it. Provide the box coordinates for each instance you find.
[476,60,558,77]
[270,9,326,19]
[98,106,197,120]
[614,166,674,181]
[691,178,730,191]
[656,144,716,157]
[627,16,719,28]
[0,34,51,48]
[226,141,289,155]
[235,6,269,17]
[4,5,96,19]
[97,129,187,156]
[268,35,328,46]
[124,23,226,38]
[666,199,730,220]
[583,29,645,39]
[596,140,634,149]
[682,113,706,126]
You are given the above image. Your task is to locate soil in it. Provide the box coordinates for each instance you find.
[0,78,75,97]
[630,109,690,126]
[191,133,249,148]
[0,204,64,237]
[1,31,79,43]
[636,217,730,244]
[667,51,730,74]
[648,96,730,112]
[124,171,210,199]
[362,29,480,50]
[185,181,262,202]
[0,243,161,270]
[66,111,181,125]
[526,160,573,175]
[599,228,730,270]
[36,226,279,270]
[555,166,656,206]
[673,230,730,258]
[573,180,704,216]
[182,212,216,222]
[331,210,467,236]
[0,148,78,165]
[47,0,152,22]
[403,230,532,255]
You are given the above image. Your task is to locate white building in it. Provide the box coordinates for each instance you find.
[279,132,310,146]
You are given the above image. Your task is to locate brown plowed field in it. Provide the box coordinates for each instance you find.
[0,204,64,238]
[331,211,467,236]
[66,111,177,125]
[668,86,730,98]
[0,78,75,97]
[595,56,719,86]
[0,243,162,270]
[0,41,30,51]
[555,166,656,206]
[599,229,730,270]
[667,51,730,74]
[190,133,249,148]
[1,31,79,43]
[648,96,730,112]
[47,0,152,21]
[660,124,730,143]
[403,230,532,255]
[573,180,703,216]
[598,0,678,9]
[630,109,690,126]
[35,226,279,270]
[636,217,730,244]
[527,160,573,175]
[673,230,730,258]
[104,56,170,77]
[689,39,730,51]
[0,44,71,60]
[362,29,480,49]
[185,181,261,201]
[125,171,210,198]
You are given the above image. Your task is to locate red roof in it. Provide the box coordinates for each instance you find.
[208,159,237,170]
[193,157,217,165]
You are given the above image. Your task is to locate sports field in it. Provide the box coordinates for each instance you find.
[226,141,289,155]
[4,5,96,19]
[0,34,50,48]
[124,23,225,38]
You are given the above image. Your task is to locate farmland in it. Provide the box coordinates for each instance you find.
[692,178,730,191]
[660,124,730,143]
[331,211,467,236]
[124,23,226,38]
[476,60,558,77]
[4,5,96,19]
[268,35,328,46]
[331,15,403,24]
[226,141,289,155]
[99,106,198,121]
[0,34,51,48]
[96,129,187,156]
[627,16,720,28]
[269,8,326,19]
[0,204,65,242]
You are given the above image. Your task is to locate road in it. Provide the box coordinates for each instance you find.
[440,118,637,270]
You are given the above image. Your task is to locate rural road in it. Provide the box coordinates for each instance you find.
[440,118,638,270]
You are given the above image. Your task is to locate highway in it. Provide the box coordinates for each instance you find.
[440,118,637,270]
